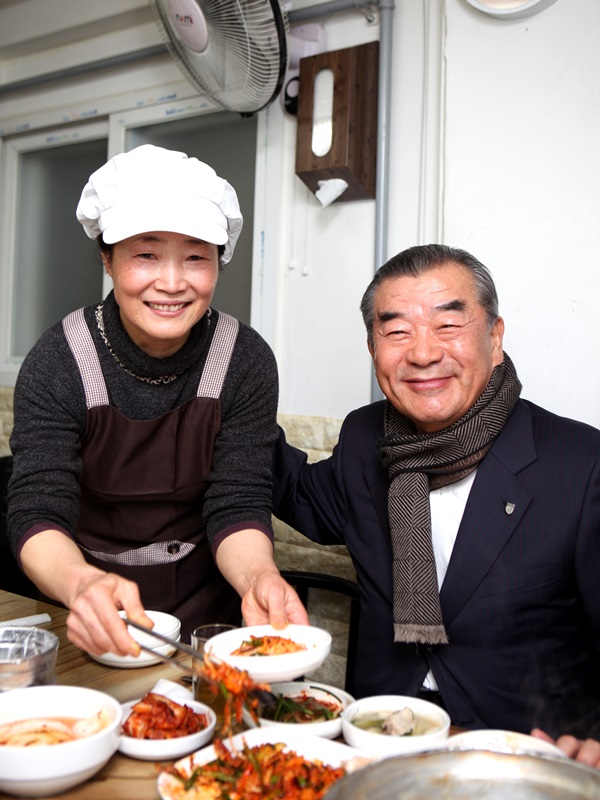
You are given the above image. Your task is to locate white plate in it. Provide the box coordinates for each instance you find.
[157,726,370,800]
[447,729,568,758]
[90,635,180,668]
[90,611,181,668]
[205,624,331,683]
[119,697,216,761]
[242,681,354,739]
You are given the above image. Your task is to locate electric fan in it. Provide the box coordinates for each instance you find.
[151,0,290,115]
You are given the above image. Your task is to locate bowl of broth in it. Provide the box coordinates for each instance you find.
[342,694,450,757]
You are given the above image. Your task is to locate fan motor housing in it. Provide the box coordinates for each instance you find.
[295,42,379,202]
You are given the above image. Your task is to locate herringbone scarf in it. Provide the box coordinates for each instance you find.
[378,354,521,645]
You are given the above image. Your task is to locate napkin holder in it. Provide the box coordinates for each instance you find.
[295,41,379,202]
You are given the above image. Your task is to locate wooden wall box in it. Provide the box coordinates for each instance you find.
[295,41,379,202]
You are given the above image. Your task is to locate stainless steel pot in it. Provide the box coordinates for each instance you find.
[326,748,600,799]
[0,626,58,691]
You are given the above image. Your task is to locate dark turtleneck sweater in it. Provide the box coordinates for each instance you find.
[7,291,279,558]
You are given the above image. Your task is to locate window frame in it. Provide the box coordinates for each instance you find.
[0,120,108,386]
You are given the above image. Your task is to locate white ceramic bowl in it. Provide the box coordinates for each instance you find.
[0,684,122,797]
[342,695,450,757]
[447,729,567,758]
[242,681,354,739]
[91,611,181,668]
[205,624,332,683]
[119,697,216,761]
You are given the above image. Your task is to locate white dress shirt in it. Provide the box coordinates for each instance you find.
[421,470,477,691]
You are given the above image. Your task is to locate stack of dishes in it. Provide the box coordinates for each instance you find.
[91,611,181,668]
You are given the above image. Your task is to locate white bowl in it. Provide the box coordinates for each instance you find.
[342,695,450,757]
[205,624,332,683]
[0,684,122,797]
[119,697,216,761]
[91,611,181,668]
[447,729,567,758]
[242,681,354,739]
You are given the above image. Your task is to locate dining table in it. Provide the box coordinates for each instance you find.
[0,589,466,800]
[0,589,221,800]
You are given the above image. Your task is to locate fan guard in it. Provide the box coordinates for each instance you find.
[152,0,290,115]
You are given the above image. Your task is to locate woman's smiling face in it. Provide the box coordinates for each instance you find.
[102,231,220,358]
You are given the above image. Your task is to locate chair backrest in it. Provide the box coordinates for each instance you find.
[280,569,359,695]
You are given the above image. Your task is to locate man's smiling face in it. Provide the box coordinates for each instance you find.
[369,261,505,432]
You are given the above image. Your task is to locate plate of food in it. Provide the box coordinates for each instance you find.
[204,624,332,683]
[157,726,372,800]
[119,693,216,761]
[242,681,354,739]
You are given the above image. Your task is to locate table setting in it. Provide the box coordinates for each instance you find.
[1,588,599,800]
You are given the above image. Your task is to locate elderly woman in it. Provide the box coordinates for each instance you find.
[7,144,306,657]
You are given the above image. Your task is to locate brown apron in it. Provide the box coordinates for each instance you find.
[62,308,241,639]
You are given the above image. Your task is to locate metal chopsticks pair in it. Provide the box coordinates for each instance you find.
[122,617,199,679]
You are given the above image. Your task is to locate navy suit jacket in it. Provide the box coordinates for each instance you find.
[273,399,600,737]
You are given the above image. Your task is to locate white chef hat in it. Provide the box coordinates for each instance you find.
[76,144,243,264]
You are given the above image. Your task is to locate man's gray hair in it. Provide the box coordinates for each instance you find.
[360,244,500,346]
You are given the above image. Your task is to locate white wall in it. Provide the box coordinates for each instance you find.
[1,0,599,427]
[441,0,600,427]
[274,0,600,426]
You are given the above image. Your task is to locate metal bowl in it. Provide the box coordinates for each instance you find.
[323,748,600,799]
[0,627,58,691]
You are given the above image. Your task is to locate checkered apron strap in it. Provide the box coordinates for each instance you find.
[62,308,109,409]
[197,311,239,399]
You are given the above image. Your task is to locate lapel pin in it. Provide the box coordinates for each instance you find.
[505,501,515,515]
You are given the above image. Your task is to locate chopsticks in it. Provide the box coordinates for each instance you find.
[122,617,199,678]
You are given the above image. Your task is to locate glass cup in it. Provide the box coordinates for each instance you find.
[191,624,238,723]
[0,627,59,692]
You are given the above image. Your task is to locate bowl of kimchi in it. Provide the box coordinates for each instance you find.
[204,624,332,683]
[119,692,216,760]
[0,684,122,797]
[242,681,354,739]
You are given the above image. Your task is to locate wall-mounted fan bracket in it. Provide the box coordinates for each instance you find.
[281,23,327,116]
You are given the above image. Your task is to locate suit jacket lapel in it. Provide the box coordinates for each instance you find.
[440,401,537,627]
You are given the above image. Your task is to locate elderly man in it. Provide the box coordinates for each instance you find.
[271,244,600,765]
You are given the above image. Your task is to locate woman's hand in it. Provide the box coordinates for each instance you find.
[215,529,309,628]
[65,571,153,657]
[531,728,600,769]
[20,529,152,656]
[241,570,309,629]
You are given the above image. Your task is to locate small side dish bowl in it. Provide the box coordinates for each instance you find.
[91,611,181,668]
[0,684,122,797]
[119,697,216,761]
[205,624,332,683]
[447,729,567,758]
[242,681,354,739]
[342,694,450,757]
